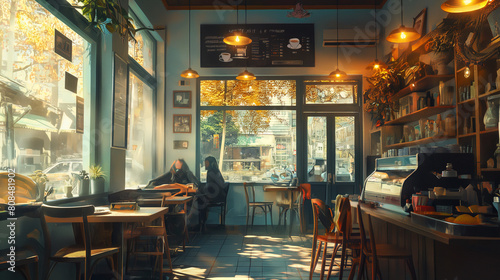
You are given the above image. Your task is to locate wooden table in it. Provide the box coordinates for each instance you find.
[60,207,170,280]
[264,185,300,235]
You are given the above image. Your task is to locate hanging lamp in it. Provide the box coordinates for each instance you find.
[367,0,387,71]
[223,3,252,46]
[236,0,256,81]
[181,0,199,78]
[328,0,346,79]
[441,0,489,13]
[386,0,421,43]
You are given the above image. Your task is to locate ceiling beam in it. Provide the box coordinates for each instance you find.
[162,1,388,10]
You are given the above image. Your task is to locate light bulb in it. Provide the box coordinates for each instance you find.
[188,73,192,77]
[374,64,380,69]
[400,32,407,39]
[236,36,240,42]
[244,75,248,78]
[464,0,472,4]
[464,67,471,78]
[336,73,341,78]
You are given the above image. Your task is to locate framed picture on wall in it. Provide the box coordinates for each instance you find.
[112,53,129,149]
[54,29,72,62]
[173,114,192,133]
[174,140,189,149]
[412,8,427,36]
[173,91,192,108]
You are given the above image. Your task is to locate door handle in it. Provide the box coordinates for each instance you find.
[328,173,335,184]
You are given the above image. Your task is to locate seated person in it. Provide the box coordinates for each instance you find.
[188,156,226,230]
[146,159,200,189]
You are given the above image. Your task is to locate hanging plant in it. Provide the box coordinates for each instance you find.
[363,60,408,126]
[72,0,163,41]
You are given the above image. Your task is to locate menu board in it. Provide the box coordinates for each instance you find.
[201,24,314,67]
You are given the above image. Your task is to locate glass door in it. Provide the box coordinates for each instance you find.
[306,114,358,204]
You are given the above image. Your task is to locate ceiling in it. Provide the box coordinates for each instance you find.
[162,0,388,10]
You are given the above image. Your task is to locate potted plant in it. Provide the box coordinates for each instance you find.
[29,170,48,201]
[77,170,90,196]
[423,32,455,75]
[89,165,106,194]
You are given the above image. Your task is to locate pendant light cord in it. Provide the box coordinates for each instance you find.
[245,0,248,70]
[188,0,191,68]
[400,0,403,26]
[336,0,339,69]
[375,0,378,60]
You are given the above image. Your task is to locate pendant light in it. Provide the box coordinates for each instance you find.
[224,3,252,46]
[181,0,199,78]
[367,0,387,71]
[328,0,346,79]
[441,0,489,13]
[236,0,256,81]
[386,0,421,43]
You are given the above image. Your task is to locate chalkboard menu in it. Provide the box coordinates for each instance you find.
[200,24,314,68]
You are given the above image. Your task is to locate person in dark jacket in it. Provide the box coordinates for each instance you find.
[146,159,200,189]
[189,156,226,230]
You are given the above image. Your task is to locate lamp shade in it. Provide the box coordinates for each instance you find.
[366,59,387,71]
[328,68,347,79]
[236,69,256,80]
[223,31,252,46]
[386,25,421,43]
[180,68,199,78]
[441,0,489,13]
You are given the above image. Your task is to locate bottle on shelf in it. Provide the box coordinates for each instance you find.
[426,91,434,107]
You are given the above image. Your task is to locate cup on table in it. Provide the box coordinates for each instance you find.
[412,194,428,211]
[289,38,300,49]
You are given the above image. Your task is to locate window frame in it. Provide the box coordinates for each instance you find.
[196,76,363,183]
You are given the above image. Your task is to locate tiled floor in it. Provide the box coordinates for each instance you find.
[164,225,353,280]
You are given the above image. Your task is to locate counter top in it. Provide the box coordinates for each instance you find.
[355,201,500,245]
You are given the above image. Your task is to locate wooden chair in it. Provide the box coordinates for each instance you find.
[356,204,417,280]
[310,198,361,280]
[0,248,38,280]
[243,182,273,231]
[159,185,190,250]
[277,183,311,234]
[202,182,230,228]
[40,204,119,280]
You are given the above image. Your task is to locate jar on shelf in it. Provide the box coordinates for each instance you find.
[483,94,500,129]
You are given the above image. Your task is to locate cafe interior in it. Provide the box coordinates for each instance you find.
[1,0,500,279]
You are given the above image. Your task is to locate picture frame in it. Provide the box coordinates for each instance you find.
[173,114,192,133]
[412,8,427,36]
[173,140,189,149]
[54,29,72,62]
[173,90,192,108]
[112,54,129,149]
[488,7,500,41]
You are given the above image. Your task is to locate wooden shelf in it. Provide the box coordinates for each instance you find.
[385,136,454,150]
[390,75,455,101]
[456,66,468,73]
[385,106,455,125]
[480,127,499,135]
[479,88,500,99]
[480,168,500,172]
[457,132,476,139]
[370,127,381,133]
[457,98,475,105]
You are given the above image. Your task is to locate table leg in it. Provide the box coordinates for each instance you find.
[112,222,125,280]
[289,190,293,236]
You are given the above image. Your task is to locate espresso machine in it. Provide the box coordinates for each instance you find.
[362,153,474,215]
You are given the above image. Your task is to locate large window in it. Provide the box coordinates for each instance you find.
[125,72,154,188]
[128,11,155,76]
[200,80,296,183]
[0,0,91,199]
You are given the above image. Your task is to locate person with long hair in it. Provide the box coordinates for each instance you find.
[189,156,226,231]
[146,159,200,189]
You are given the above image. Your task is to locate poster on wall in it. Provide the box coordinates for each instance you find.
[54,29,72,62]
[112,54,129,149]
[76,96,84,134]
[200,23,315,67]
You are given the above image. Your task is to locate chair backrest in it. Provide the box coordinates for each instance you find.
[243,182,255,204]
[222,182,230,202]
[299,183,311,202]
[40,204,95,264]
[0,172,37,203]
[311,198,334,237]
[357,204,370,256]
[334,196,352,238]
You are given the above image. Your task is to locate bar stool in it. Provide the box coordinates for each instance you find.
[356,204,417,280]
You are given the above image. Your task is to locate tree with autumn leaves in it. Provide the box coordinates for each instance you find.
[200,80,296,170]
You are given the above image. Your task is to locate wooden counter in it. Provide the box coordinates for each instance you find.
[355,202,500,280]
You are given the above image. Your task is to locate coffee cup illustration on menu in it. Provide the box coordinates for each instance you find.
[287,38,302,49]
[219,52,233,62]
